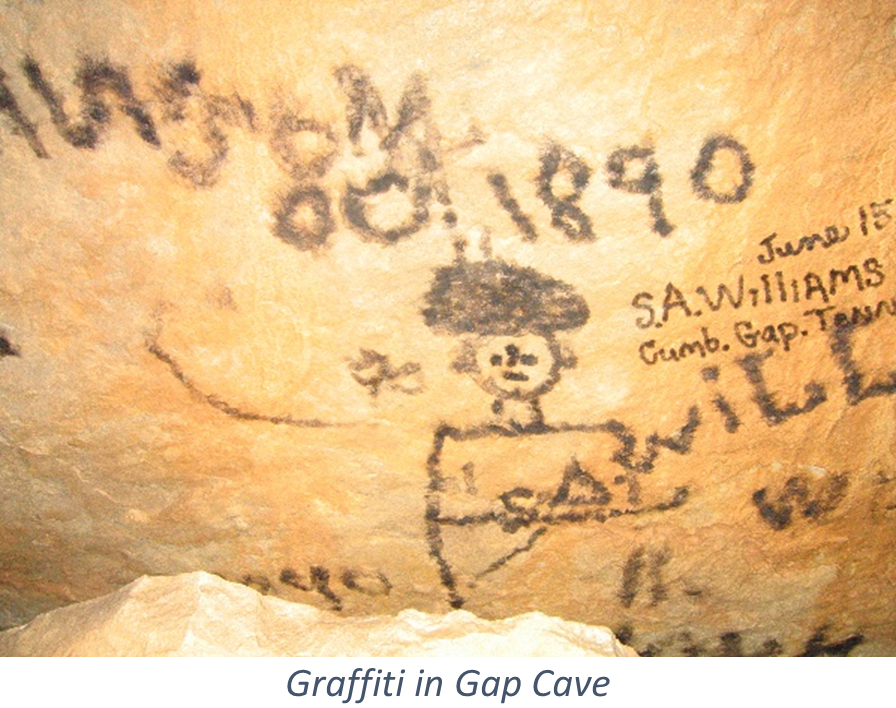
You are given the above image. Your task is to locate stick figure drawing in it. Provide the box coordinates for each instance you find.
[421,245,696,608]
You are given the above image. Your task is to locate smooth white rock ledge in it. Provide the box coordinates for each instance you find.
[0,571,637,656]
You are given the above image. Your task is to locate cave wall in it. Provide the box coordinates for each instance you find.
[0,0,894,655]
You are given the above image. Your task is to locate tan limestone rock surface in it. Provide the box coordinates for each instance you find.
[0,1,894,655]
[0,571,637,656]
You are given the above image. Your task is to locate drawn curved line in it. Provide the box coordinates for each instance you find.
[435,486,689,529]
[145,335,353,428]
[474,526,547,580]
[425,418,697,607]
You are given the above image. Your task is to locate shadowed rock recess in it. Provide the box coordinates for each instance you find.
[0,0,893,655]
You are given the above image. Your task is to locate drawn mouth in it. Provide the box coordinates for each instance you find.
[503,372,529,382]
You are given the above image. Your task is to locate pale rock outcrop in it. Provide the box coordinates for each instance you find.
[0,572,637,657]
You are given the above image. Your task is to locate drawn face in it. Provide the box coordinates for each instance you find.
[471,334,560,401]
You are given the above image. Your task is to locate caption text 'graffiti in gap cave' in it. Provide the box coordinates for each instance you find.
[0,56,755,248]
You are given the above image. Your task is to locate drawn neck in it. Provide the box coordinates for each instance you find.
[491,397,545,431]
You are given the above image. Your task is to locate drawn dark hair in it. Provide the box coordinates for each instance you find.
[422,257,589,336]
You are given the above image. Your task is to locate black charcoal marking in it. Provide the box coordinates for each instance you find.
[653,487,690,511]
[681,642,707,657]
[425,426,466,608]
[341,569,392,596]
[757,227,850,265]
[462,462,477,495]
[334,64,389,145]
[385,72,433,153]
[648,548,670,606]
[309,565,343,611]
[800,626,864,657]
[422,257,589,337]
[334,65,450,246]
[644,406,700,458]
[279,567,311,591]
[269,110,338,180]
[703,366,741,432]
[604,422,642,502]
[712,395,742,433]
[752,474,848,530]
[869,199,893,231]
[619,547,645,608]
[337,65,441,158]
[696,276,745,312]
[802,474,848,519]
[0,68,49,158]
[488,172,538,241]
[342,172,428,245]
[422,261,695,606]
[752,639,783,657]
[630,630,802,657]
[154,61,201,119]
[606,144,674,236]
[690,134,755,204]
[496,488,538,531]
[619,546,670,608]
[23,55,159,150]
[550,459,611,507]
[870,472,896,519]
[719,632,744,657]
[615,625,634,645]
[701,366,719,382]
[425,425,688,608]
[640,644,662,657]
[173,60,201,87]
[752,488,792,530]
[829,317,896,405]
[823,297,896,332]
[233,94,258,131]
[434,482,687,530]
[736,349,826,425]
[0,335,20,358]
[536,144,594,241]
[145,334,345,428]
[154,59,232,188]
[240,574,272,594]
[349,349,423,397]
[274,185,335,251]
[503,371,529,382]
[608,406,700,505]
[474,526,547,579]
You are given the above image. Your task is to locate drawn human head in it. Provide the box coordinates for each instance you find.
[422,255,589,402]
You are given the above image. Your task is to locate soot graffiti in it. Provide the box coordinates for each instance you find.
[631,199,894,368]
[421,248,699,608]
[620,624,864,657]
[1,54,754,249]
[4,51,890,650]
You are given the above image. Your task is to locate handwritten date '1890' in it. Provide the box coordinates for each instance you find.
[0,55,756,248]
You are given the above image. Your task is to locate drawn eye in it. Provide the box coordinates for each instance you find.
[520,354,538,366]
[490,354,503,366]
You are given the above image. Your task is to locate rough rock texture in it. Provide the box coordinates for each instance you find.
[0,571,637,656]
[0,1,894,656]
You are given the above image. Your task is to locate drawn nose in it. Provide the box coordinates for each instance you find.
[504,344,520,366]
